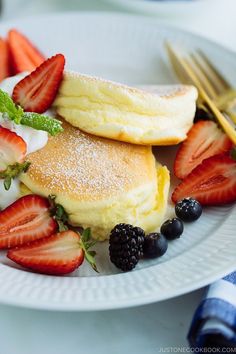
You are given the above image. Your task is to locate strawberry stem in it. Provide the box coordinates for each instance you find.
[0,161,30,190]
[48,195,98,272]
[80,228,99,273]
[230,147,236,161]
[48,194,69,231]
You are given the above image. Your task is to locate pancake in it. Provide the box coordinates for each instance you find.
[20,121,170,240]
[53,71,198,145]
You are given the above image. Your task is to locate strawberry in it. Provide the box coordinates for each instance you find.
[0,126,26,171]
[8,29,45,74]
[7,230,84,275]
[0,194,57,249]
[0,38,10,82]
[174,120,232,179]
[12,54,65,113]
[172,153,236,206]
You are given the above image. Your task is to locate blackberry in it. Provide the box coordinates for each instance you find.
[109,223,145,271]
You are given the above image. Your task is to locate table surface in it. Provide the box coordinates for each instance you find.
[0,1,235,353]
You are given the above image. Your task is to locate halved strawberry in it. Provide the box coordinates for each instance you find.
[174,120,233,179]
[172,153,236,205]
[0,38,10,82]
[0,126,27,171]
[12,54,65,113]
[0,194,58,249]
[8,29,45,74]
[7,230,84,275]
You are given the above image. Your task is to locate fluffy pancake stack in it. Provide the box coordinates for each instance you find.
[20,71,197,240]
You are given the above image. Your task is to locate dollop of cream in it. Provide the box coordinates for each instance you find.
[0,73,50,208]
[0,179,20,210]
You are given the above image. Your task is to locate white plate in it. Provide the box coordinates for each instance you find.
[0,12,235,311]
[104,0,215,17]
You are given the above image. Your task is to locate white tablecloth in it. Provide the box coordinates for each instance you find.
[0,1,235,353]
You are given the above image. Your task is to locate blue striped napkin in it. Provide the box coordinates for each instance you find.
[188,272,236,349]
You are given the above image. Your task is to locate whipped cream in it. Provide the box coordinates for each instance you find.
[0,72,28,96]
[0,179,20,210]
[0,74,49,208]
[0,116,48,155]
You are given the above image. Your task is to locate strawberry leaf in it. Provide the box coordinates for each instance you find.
[81,228,91,243]
[3,176,11,190]
[84,251,98,273]
[48,194,69,231]
[80,228,99,272]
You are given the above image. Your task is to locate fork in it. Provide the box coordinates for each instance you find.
[166,43,236,124]
[165,42,236,145]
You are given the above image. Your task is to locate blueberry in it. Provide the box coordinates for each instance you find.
[175,197,202,222]
[160,218,184,240]
[143,233,168,259]
[194,108,213,123]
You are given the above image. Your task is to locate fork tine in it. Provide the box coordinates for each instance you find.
[165,44,236,144]
[197,50,231,91]
[184,56,218,100]
[165,42,191,83]
[167,42,217,99]
[166,42,206,108]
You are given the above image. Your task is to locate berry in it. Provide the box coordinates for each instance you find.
[174,120,232,179]
[143,233,168,259]
[160,218,184,240]
[194,107,213,123]
[175,198,202,222]
[0,126,27,171]
[109,223,145,271]
[0,38,10,82]
[0,194,57,249]
[12,53,65,113]
[8,29,45,74]
[7,230,84,275]
[172,153,236,206]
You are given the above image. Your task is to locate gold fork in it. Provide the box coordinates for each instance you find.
[189,50,236,123]
[166,42,236,145]
[166,43,236,124]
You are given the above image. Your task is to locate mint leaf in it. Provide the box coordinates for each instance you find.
[0,161,30,190]
[0,90,63,136]
[21,112,63,136]
[0,89,24,123]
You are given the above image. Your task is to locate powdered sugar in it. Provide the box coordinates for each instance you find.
[26,122,152,200]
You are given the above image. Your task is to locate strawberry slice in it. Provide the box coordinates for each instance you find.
[7,230,84,275]
[174,120,232,179]
[0,126,27,171]
[8,29,45,74]
[0,194,58,249]
[172,153,236,205]
[12,54,65,113]
[0,38,10,82]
